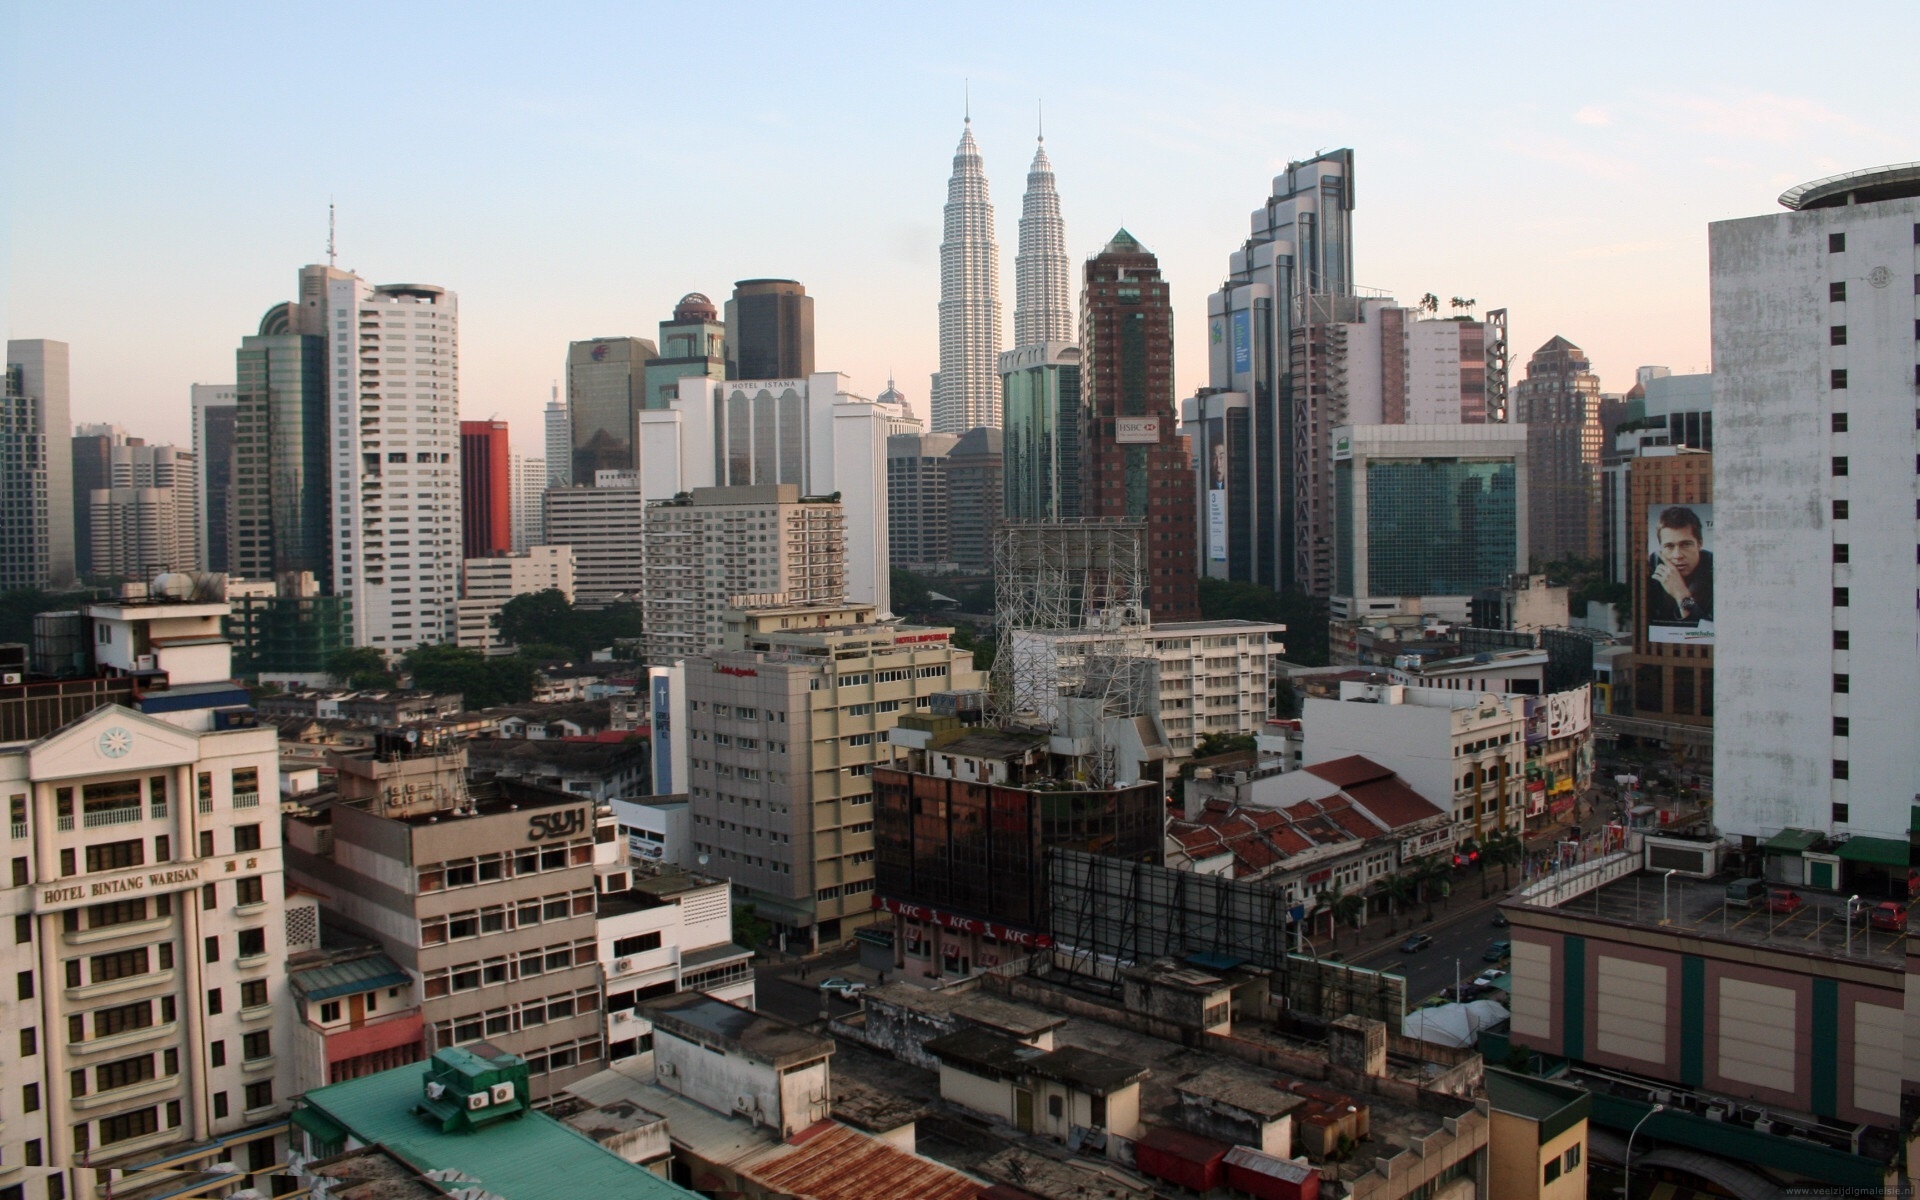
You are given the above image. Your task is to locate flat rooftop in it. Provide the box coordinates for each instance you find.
[1532,868,1909,966]
[643,992,834,1068]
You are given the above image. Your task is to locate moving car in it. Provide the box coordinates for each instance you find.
[817,977,867,1000]
[1490,911,1510,928]
[1483,940,1511,963]
[1765,888,1805,916]
[1400,933,1434,953]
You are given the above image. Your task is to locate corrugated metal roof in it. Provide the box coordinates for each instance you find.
[299,1063,698,1200]
[289,953,411,1002]
[741,1121,986,1200]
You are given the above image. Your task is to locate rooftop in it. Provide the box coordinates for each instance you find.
[745,1120,987,1200]
[296,1062,694,1200]
[289,950,411,1002]
[923,1027,1150,1096]
[643,992,834,1069]
[1779,161,1920,210]
[861,981,1067,1040]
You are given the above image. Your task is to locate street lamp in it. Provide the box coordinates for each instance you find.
[1662,868,1676,925]
[1623,1102,1665,1198]
[1847,894,1860,956]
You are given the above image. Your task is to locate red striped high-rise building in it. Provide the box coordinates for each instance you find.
[460,419,511,560]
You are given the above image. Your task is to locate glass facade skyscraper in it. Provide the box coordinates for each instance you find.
[233,307,330,585]
[999,343,1081,523]
[568,336,657,483]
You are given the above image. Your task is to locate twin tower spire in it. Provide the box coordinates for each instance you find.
[931,113,1070,434]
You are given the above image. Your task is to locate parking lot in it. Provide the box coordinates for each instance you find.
[1574,872,1909,963]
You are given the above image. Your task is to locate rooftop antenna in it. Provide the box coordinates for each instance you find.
[327,200,336,268]
[1038,99,1043,142]
[965,78,970,124]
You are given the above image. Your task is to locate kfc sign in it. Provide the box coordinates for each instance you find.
[873,896,1053,948]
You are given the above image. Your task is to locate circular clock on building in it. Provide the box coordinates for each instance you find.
[98,727,133,758]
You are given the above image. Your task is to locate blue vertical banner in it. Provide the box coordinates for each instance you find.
[650,672,673,794]
[1231,309,1252,374]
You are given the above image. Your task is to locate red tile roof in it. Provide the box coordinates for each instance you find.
[1305,754,1396,788]
[1345,775,1446,830]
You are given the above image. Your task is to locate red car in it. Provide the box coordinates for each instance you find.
[1766,888,1805,915]
[1870,901,1908,932]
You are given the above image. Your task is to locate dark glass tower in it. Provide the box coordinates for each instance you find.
[233,303,330,585]
[1081,231,1199,621]
[724,280,814,381]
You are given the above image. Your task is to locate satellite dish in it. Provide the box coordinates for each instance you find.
[697,854,710,866]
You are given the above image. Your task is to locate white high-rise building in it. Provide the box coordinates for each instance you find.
[456,544,574,655]
[322,276,462,652]
[932,119,1002,433]
[637,373,902,616]
[2,339,75,589]
[1013,134,1072,348]
[1712,163,1920,843]
[543,388,570,488]
[544,473,646,603]
[509,450,546,552]
[89,444,202,577]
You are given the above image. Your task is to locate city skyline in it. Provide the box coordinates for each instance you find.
[6,4,1914,447]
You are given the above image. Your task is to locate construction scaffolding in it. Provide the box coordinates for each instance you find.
[989,520,1153,785]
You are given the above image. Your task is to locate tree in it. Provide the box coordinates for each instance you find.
[890,568,932,617]
[1315,887,1366,949]
[496,590,644,659]
[328,646,395,689]
[404,644,534,709]
[1417,855,1453,919]
[1193,733,1257,760]
[496,589,574,650]
[732,904,770,953]
[1484,830,1525,892]
[1378,872,1416,935]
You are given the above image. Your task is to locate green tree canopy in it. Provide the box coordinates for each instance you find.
[496,590,643,659]
[404,644,535,709]
[328,645,396,690]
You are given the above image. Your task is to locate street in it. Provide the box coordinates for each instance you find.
[1343,894,1515,1003]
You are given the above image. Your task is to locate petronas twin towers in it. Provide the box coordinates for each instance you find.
[931,116,1070,433]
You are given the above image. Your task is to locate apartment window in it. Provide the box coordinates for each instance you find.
[85,839,144,872]
[1832,456,1848,476]
[1831,281,1847,301]
[20,1027,35,1056]
[202,883,216,910]
[1832,411,1848,432]
[1834,673,1850,693]
[11,858,25,887]
[1831,325,1848,345]
[1831,370,1848,390]
[90,948,149,983]
[1834,587,1849,607]
[1835,716,1850,737]
[1834,759,1850,780]
[60,849,74,877]
[1833,499,1849,520]
[1834,544,1849,564]
[233,824,261,853]
[25,1140,42,1167]
[16,970,31,1000]
[1834,803,1851,823]
[1830,232,1846,253]
[242,1031,271,1060]
[213,1092,229,1119]
[95,1055,155,1092]
[319,1001,341,1022]
[1834,629,1850,650]
[210,1040,226,1067]
[207,988,223,1015]
[198,831,214,857]
[612,932,661,957]
[1545,1157,1562,1183]
[241,979,267,1008]
[99,1107,159,1145]
[236,876,265,906]
[205,935,219,962]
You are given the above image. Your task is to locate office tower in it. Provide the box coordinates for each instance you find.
[543,389,570,488]
[191,384,237,572]
[887,432,960,571]
[459,419,511,560]
[1014,133,1072,347]
[644,293,726,410]
[0,595,299,1191]
[232,303,330,586]
[945,426,1003,574]
[567,337,656,484]
[72,423,138,575]
[1713,163,1920,842]
[1,339,75,589]
[637,373,904,616]
[544,475,647,603]
[509,451,546,552]
[1330,424,1527,618]
[724,280,813,381]
[456,544,574,655]
[684,603,983,950]
[325,277,462,651]
[1204,150,1355,592]
[999,343,1082,523]
[932,120,1002,433]
[1513,336,1603,565]
[89,444,202,577]
[639,485,847,664]
[1080,231,1199,621]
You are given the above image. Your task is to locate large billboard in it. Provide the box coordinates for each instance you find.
[1231,309,1252,374]
[1645,503,1714,645]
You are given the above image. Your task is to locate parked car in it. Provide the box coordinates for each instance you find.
[1484,940,1511,963]
[1870,901,1908,932]
[1765,888,1805,915]
[1473,969,1507,989]
[1490,911,1510,928]
[1400,933,1434,953]
[817,977,866,1000]
[1724,877,1768,909]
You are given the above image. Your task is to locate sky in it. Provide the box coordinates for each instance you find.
[4,2,1916,450]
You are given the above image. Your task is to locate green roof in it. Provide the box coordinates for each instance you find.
[1484,1069,1591,1145]
[298,1063,697,1200]
[1837,835,1911,867]
[289,952,411,1003]
[1762,828,1824,854]
[1105,228,1145,253]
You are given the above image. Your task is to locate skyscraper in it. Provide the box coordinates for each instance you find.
[724,280,813,381]
[88,443,201,577]
[509,449,546,552]
[460,419,511,559]
[645,293,727,408]
[1513,336,1604,565]
[946,426,1003,575]
[1013,134,1072,346]
[232,302,330,585]
[191,383,237,572]
[1713,163,1920,843]
[72,422,137,575]
[1,339,74,589]
[325,277,462,651]
[543,387,571,488]
[1080,231,1199,621]
[932,120,1002,433]
[567,336,656,484]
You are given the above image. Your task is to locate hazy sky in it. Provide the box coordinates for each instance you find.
[5,2,1916,449]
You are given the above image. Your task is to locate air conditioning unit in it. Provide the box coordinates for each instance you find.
[1754,1118,1775,1135]
[658,1061,676,1077]
[490,1082,515,1105]
[1,672,19,685]
[616,958,633,972]
[466,1090,491,1111]
[1651,1090,1673,1106]
[612,1010,631,1024]
[1705,1106,1726,1122]
[134,654,156,671]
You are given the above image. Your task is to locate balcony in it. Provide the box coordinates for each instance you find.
[82,804,145,829]
[73,1073,179,1112]
[232,791,260,810]
[70,1020,178,1059]
[68,967,177,1004]
[9,822,25,840]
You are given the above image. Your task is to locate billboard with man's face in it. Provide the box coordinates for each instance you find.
[1645,503,1713,645]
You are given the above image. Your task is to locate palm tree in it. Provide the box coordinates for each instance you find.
[1418,855,1452,919]
[1314,887,1367,950]
[1485,831,1525,892]
[1378,873,1416,934]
